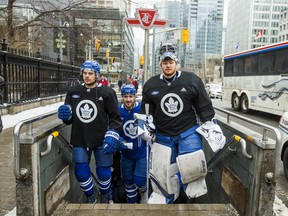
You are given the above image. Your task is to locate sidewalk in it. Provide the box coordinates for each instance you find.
[0,127,15,216]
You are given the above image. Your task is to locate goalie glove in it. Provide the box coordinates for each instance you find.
[141,123,155,142]
[102,130,133,154]
[196,118,226,152]
[134,113,155,142]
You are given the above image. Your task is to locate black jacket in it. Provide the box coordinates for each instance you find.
[141,71,215,136]
[63,83,122,147]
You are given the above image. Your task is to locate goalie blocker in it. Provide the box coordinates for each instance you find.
[148,143,207,204]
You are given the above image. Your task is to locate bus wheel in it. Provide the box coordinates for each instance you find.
[284,147,288,180]
[241,94,250,113]
[232,94,241,111]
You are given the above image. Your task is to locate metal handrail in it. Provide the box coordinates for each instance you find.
[13,110,57,179]
[207,135,252,169]
[214,106,282,178]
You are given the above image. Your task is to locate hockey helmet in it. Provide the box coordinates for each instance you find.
[121,84,136,95]
[80,60,100,74]
[159,51,178,62]
[159,43,178,64]
[159,43,176,56]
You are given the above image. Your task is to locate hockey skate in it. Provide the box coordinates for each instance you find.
[86,193,97,204]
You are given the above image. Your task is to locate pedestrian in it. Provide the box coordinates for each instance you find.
[126,75,132,84]
[132,77,138,93]
[98,74,109,86]
[57,60,122,204]
[118,79,123,91]
[141,43,226,204]
[117,84,149,203]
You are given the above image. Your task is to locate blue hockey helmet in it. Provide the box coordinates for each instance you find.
[121,84,136,95]
[80,60,100,74]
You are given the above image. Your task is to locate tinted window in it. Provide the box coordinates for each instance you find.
[258,51,276,75]
[224,59,233,76]
[233,58,244,76]
[244,55,258,76]
[275,49,288,74]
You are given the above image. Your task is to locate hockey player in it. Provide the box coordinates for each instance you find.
[118,84,148,203]
[57,59,122,204]
[141,43,226,204]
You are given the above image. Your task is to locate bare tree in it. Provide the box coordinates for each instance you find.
[1,0,88,50]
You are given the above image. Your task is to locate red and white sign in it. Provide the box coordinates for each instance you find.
[124,8,169,29]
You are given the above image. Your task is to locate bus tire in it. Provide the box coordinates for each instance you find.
[284,147,288,180]
[232,94,241,111]
[241,94,250,113]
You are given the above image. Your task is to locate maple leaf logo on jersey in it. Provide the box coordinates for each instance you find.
[165,97,178,113]
[160,93,184,117]
[126,123,137,136]
[80,103,93,119]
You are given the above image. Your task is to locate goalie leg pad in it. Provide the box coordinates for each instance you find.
[176,150,208,198]
[149,143,180,203]
[176,149,207,184]
[183,176,207,198]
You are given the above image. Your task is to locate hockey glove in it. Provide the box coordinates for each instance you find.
[58,104,72,121]
[134,114,155,142]
[141,123,155,142]
[196,118,226,152]
[102,130,133,154]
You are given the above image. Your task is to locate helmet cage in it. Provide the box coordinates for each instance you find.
[159,43,176,56]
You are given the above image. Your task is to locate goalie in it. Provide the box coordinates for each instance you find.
[140,43,226,204]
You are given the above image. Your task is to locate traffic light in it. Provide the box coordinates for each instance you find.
[181,29,189,44]
[106,50,109,58]
[110,57,115,63]
[140,55,144,66]
[96,39,101,51]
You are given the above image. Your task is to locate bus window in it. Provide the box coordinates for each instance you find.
[275,49,288,74]
[244,55,258,76]
[233,58,244,76]
[258,52,276,75]
[224,59,233,76]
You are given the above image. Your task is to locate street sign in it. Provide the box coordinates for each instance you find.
[124,8,169,84]
[124,8,169,29]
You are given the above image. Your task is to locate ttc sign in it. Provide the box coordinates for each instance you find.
[124,8,169,29]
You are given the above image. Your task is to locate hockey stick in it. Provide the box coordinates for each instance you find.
[145,103,150,203]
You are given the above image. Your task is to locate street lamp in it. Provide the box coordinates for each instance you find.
[56,20,69,62]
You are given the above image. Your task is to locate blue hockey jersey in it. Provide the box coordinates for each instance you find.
[118,102,146,160]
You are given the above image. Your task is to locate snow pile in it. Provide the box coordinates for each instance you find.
[273,196,288,216]
[1,102,63,130]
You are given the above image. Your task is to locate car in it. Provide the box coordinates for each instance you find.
[206,83,222,99]
[279,111,288,180]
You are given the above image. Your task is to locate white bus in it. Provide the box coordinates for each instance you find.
[222,40,288,116]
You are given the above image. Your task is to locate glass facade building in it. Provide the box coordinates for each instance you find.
[224,0,288,55]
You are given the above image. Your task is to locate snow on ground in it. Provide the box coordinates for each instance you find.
[1,102,63,130]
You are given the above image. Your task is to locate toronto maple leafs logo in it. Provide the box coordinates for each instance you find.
[161,93,183,117]
[76,99,97,123]
[123,120,138,139]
